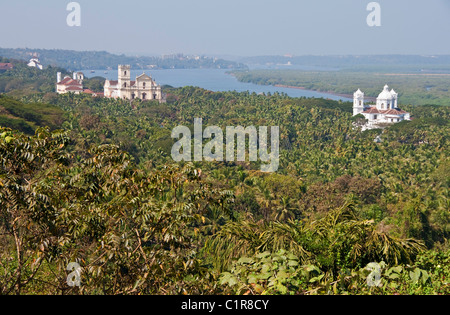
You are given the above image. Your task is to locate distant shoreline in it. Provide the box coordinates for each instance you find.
[273,84,378,102]
[227,73,353,101]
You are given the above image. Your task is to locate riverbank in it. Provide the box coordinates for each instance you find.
[229,69,450,106]
[273,84,369,102]
[224,72,352,101]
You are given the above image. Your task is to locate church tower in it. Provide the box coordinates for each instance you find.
[353,89,365,116]
[390,89,398,108]
[118,65,131,88]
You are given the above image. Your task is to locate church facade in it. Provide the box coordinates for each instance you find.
[56,72,85,94]
[104,65,163,102]
[353,85,411,128]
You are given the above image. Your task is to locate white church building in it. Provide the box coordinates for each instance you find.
[27,58,43,70]
[56,72,85,94]
[353,85,411,128]
[104,65,163,102]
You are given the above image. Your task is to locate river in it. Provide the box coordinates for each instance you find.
[80,68,352,102]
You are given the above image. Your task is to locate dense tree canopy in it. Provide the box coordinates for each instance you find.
[0,85,449,295]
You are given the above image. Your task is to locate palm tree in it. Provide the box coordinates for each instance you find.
[274,197,295,222]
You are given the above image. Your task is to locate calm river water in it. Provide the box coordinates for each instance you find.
[81,68,352,102]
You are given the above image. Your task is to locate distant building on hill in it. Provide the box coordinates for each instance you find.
[104,65,163,102]
[56,72,84,94]
[353,85,411,129]
[27,58,43,70]
[0,63,14,73]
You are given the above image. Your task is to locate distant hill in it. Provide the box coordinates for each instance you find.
[0,57,69,95]
[0,57,106,96]
[0,48,248,71]
[239,55,450,73]
[0,95,65,134]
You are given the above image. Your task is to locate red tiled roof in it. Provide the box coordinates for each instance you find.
[65,86,83,91]
[0,63,13,70]
[58,77,72,85]
[83,89,103,97]
[383,109,408,115]
[362,107,380,114]
[362,107,408,116]
[58,77,82,86]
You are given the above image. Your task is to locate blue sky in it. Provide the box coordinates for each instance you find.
[0,0,449,56]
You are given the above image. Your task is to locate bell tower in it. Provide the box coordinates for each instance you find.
[353,89,365,116]
[118,65,131,89]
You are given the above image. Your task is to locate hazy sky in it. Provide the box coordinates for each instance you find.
[1,0,449,56]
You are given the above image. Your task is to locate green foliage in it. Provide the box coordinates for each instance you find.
[0,95,65,134]
[0,85,449,295]
[219,250,450,295]
[0,127,230,294]
[0,116,34,134]
[206,204,425,274]
[220,250,319,295]
[0,58,69,95]
[82,77,105,93]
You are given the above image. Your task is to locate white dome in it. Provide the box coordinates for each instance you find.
[378,85,394,100]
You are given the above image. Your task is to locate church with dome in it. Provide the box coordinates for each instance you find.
[353,85,411,128]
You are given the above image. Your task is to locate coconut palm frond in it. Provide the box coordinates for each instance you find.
[310,202,357,234]
[259,221,312,263]
[204,221,262,271]
[365,228,426,265]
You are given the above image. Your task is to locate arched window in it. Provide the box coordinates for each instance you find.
[123,82,127,88]
[142,93,147,100]
[124,71,127,76]
[143,82,146,89]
